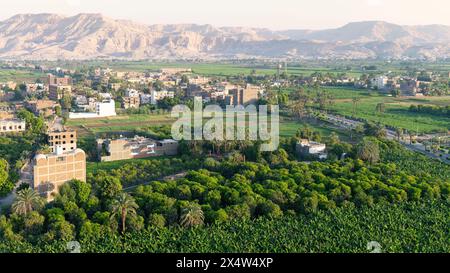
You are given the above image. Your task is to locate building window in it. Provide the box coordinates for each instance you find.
[57,157,65,162]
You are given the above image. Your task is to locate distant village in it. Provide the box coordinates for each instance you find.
[0,61,449,200]
[0,64,267,201]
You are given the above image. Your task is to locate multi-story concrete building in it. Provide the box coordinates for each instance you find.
[0,119,26,133]
[48,130,77,153]
[47,74,73,86]
[151,90,175,105]
[227,84,261,106]
[32,147,86,201]
[97,136,178,162]
[49,84,72,101]
[122,96,140,109]
[400,79,419,96]
[371,76,388,90]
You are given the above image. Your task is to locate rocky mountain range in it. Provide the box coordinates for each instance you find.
[1,13,450,60]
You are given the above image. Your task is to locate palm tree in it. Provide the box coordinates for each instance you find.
[180,204,204,228]
[395,127,403,142]
[352,97,361,117]
[12,188,43,216]
[110,193,139,234]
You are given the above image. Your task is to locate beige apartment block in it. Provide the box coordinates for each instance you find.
[48,130,77,153]
[33,148,86,201]
[122,96,140,109]
[228,84,261,106]
[49,84,72,101]
[47,74,73,86]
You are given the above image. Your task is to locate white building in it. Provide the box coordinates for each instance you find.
[151,90,175,105]
[0,119,26,133]
[125,88,141,98]
[96,99,116,117]
[296,139,327,160]
[69,99,116,119]
[371,76,388,90]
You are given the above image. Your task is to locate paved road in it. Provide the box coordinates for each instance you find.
[402,143,450,164]
[0,159,33,209]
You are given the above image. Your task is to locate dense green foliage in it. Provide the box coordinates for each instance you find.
[87,156,202,187]
[380,140,450,181]
[131,155,449,225]
[1,141,448,250]
[409,104,450,117]
[1,202,448,253]
[0,109,46,195]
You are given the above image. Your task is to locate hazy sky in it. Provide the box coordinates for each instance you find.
[0,0,449,30]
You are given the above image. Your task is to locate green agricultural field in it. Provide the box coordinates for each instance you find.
[329,95,450,133]
[280,118,351,141]
[66,114,175,136]
[67,110,354,143]
[279,86,377,99]
[58,61,366,77]
[0,69,45,82]
[282,86,449,133]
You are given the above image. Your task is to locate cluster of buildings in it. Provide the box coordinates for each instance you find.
[119,88,175,109]
[28,127,179,201]
[1,65,267,124]
[366,75,432,96]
